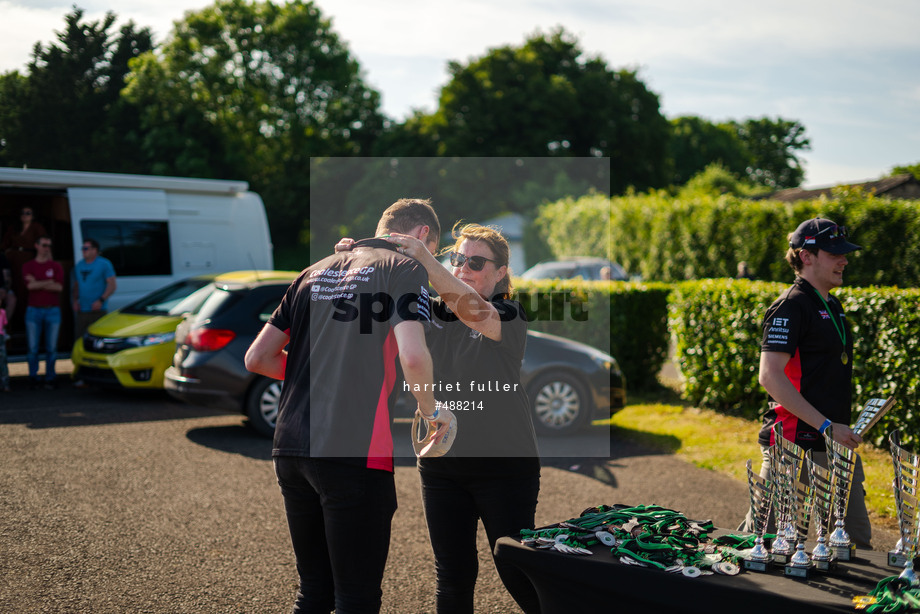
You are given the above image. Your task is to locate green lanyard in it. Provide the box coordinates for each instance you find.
[814,290,848,364]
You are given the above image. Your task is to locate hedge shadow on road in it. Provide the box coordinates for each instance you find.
[539,424,681,490]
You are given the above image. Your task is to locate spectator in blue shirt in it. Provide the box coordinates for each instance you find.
[71,238,116,342]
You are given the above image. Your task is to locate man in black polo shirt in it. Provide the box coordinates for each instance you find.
[245,198,453,613]
[745,217,870,547]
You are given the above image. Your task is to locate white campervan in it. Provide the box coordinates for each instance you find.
[0,167,273,355]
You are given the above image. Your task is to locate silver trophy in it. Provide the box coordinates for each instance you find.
[770,423,805,566]
[852,397,895,438]
[824,426,857,561]
[889,430,920,586]
[785,472,814,578]
[743,459,774,572]
[807,450,838,572]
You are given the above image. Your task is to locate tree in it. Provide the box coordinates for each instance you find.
[0,7,153,171]
[388,28,671,194]
[667,116,750,185]
[731,117,810,189]
[123,0,386,247]
[667,115,811,190]
[677,163,769,198]
[891,162,920,180]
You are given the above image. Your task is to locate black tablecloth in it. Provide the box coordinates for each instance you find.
[494,535,897,614]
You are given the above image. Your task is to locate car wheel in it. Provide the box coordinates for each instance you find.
[245,377,282,438]
[528,371,592,436]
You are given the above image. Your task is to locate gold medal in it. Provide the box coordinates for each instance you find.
[814,290,849,368]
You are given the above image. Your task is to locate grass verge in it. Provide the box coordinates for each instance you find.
[603,388,897,530]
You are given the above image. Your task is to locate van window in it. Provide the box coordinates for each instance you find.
[80,220,172,276]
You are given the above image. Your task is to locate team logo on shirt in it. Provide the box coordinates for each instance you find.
[818,310,830,320]
[766,316,790,343]
[418,285,431,322]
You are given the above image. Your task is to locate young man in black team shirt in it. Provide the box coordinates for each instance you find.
[245,198,454,613]
[743,217,871,547]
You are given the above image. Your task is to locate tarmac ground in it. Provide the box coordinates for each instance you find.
[0,361,898,613]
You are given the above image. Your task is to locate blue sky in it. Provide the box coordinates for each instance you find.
[1,0,918,187]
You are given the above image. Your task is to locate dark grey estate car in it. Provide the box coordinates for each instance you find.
[165,279,626,437]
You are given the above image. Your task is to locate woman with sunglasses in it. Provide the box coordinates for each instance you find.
[382,223,541,614]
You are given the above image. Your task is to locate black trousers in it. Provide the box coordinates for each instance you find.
[274,457,397,614]
[420,470,541,614]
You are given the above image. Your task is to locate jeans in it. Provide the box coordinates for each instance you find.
[421,470,541,614]
[274,457,397,614]
[25,306,61,381]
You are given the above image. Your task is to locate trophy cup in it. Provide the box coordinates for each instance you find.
[889,430,920,585]
[784,471,814,579]
[824,426,858,561]
[743,459,774,572]
[770,423,805,566]
[807,450,838,572]
[852,397,895,438]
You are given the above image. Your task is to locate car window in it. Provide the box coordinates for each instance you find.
[256,286,287,323]
[608,262,628,281]
[259,298,281,323]
[521,263,575,279]
[121,279,214,316]
[193,287,239,320]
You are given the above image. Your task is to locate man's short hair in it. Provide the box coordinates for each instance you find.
[83,238,100,250]
[376,198,440,240]
[785,231,817,272]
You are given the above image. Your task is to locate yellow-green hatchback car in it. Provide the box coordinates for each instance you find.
[72,271,297,389]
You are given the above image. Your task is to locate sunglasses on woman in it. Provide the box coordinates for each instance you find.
[449,251,496,272]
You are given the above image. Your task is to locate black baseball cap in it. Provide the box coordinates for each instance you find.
[788,218,861,255]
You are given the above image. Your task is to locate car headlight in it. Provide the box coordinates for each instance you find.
[581,345,616,369]
[124,332,176,348]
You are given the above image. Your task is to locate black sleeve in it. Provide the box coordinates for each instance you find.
[761,297,803,355]
[388,260,431,326]
[268,273,305,334]
[492,299,528,360]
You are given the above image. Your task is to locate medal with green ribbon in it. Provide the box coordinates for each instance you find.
[814,290,848,365]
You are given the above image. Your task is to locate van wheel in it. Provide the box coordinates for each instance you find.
[246,378,282,438]
[528,372,592,436]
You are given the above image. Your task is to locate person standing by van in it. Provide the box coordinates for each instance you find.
[2,207,47,324]
[23,236,63,389]
[71,238,117,340]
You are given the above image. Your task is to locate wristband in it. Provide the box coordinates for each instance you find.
[422,405,439,423]
[818,419,832,434]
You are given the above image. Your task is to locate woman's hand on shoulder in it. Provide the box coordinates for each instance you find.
[334,238,355,253]
[382,233,428,260]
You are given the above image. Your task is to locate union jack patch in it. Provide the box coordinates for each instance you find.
[818,310,830,319]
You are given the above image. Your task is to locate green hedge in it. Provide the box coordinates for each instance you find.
[534,189,920,287]
[670,279,920,447]
[511,279,671,390]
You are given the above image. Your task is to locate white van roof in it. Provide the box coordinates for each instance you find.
[0,167,249,195]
